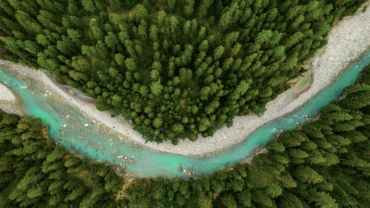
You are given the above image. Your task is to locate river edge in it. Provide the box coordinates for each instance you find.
[1,2,370,158]
[0,81,26,116]
[238,43,370,165]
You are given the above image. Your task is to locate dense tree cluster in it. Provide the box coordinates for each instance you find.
[0,110,124,207]
[0,0,367,144]
[1,37,370,208]
[121,65,370,207]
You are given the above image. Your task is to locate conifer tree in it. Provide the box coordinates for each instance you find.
[293,166,324,184]
[134,4,148,23]
[81,0,96,13]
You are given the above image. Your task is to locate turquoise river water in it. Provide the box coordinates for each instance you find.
[1,49,370,178]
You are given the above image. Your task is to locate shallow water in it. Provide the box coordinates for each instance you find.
[294,70,311,93]
[1,50,370,178]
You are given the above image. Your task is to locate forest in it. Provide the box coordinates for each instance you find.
[0,0,367,143]
[119,54,370,207]
[1,0,370,207]
[0,110,124,207]
[2,53,370,208]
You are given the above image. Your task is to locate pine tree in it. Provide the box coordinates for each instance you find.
[306,149,326,165]
[35,34,49,47]
[150,80,163,96]
[285,32,304,48]
[292,15,305,29]
[3,37,19,49]
[81,0,96,13]
[196,40,208,53]
[315,192,339,208]
[149,25,158,41]
[124,58,137,71]
[197,193,212,208]
[105,32,119,49]
[108,0,122,11]
[138,22,147,39]
[71,56,91,72]
[114,53,124,66]
[49,194,64,206]
[67,29,81,43]
[274,46,285,58]
[184,0,194,16]
[256,30,273,45]
[46,146,65,162]
[235,80,250,95]
[293,166,324,184]
[252,189,274,207]
[134,4,148,23]
[64,186,87,201]
[172,123,184,133]
[278,193,305,208]
[266,183,283,198]
[169,16,178,33]
[288,149,309,159]
[340,91,370,109]
[198,0,214,17]
[189,19,198,35]
[221,194,237,208]
[284,57,298,70]
[214,46,225,60]
[27,185,43,199]
[271,152,290,165]
[183,20,191,35]
[166,0,176,12]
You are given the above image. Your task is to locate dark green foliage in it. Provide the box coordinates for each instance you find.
[4,66,370,207]
[0,110,124,207]
[122,64,370,207]
[0,0,366,143]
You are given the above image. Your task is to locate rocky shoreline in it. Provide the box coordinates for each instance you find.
[0,83,16,102]
[1,3,370,157]
[0,80,25,116]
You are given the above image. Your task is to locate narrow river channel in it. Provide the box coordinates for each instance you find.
[1,49,370,178]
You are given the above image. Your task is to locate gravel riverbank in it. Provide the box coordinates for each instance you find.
[0,83,16,102]
[1,3,370,156]
[0,81,24,115]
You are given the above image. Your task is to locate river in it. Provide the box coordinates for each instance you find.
[0,49,370,178]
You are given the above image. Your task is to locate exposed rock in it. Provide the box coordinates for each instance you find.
[68,89,75,96]
[0,83,16,102]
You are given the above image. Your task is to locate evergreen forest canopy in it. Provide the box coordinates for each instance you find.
[0,110,124,207]
[120,57,370,207]
[2,53,370,208]
[0,0,366,144]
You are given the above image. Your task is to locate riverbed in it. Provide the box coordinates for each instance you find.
[1,3,370,178]
[1,47,370,177]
